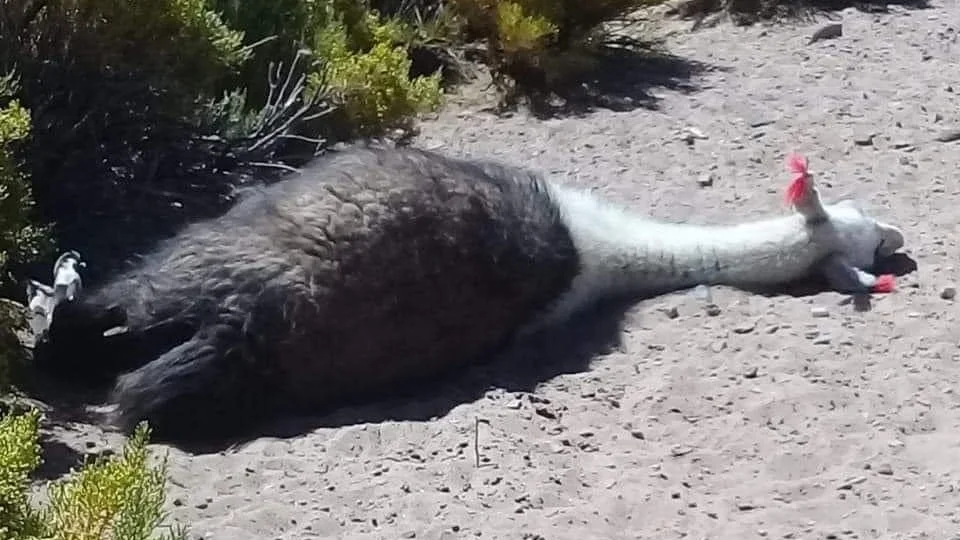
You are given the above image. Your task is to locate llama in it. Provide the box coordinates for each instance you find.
[29,146,905,441]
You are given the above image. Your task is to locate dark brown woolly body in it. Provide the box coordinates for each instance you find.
[34,146,581,441]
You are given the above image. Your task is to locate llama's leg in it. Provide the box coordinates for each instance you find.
[107,323,276,441]
[819,253,895,294]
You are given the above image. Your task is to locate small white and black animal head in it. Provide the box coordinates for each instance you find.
[52,250,85,303]
[53,250,85,275]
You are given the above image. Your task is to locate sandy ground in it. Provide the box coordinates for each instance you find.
[31,2,960,539]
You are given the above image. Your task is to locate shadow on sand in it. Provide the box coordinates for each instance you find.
[488,38,726,120]
[19,296,636,456]
[742,252,918,311]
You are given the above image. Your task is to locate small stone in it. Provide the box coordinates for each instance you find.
[743,366,759,379]
[837,476,867,490]
[940,286,956,300]
[710,340,727,353]
[853,133,876,146]
[630,429,645,440]
[402,532,417,539]
[807,22,843,44]
[705,304,722,316]
[662,305,680,319]
[810,307,829,318]
[733,320,756,334]
[812,334,832,345]
[876,463,894,476]
[535,406,558,420]
[697,173,717,187]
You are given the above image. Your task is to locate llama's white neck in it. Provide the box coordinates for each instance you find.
[533,184,828,328]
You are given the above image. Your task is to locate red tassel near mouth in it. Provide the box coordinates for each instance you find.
[785,153,809,206]
[871,274,896,293]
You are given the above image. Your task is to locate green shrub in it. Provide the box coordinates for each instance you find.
[308,5,443,136]
[0,300,29,395]
[0,0,322,271]
[213,0,444,138]
[0,408,186,540]
[4,0,248,96]
[0,72,51,394]
[446,0,667,96]
[0,408,43,538]
[0,73,50,284]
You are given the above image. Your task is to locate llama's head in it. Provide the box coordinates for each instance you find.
[784,153,905,271]
[824,198,905,270]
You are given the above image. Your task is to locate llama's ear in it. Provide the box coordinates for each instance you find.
[876,221,905,257]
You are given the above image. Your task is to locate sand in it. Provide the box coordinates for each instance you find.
[31,2,960,539]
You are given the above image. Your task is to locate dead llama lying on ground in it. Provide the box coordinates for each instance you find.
[27,146,906,441]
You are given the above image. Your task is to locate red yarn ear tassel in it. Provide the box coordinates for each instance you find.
[785,153,810,206]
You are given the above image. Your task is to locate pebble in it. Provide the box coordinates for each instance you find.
[733,320,756,334]
[941,286,956,300]
[705,304,722,316]
[810,307,829,318]
[743,366,759,379]
[697,173,717,187]
[662,305,680,319]
[876,463,894,476]
[812,335,832,345]
[854,133,876,146]
[837,476,867,490]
